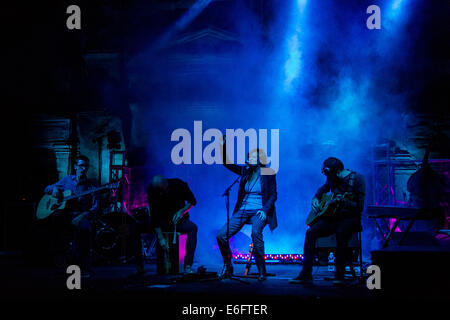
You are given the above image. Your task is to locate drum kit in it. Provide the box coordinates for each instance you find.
[93,206,152,262]
[45,205,153,268]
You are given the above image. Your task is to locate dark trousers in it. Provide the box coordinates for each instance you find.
[72,217,92,269]
[216,209,267,273]
[130,218,198,267]
[301,216,361,276]
[173,218,198,266]
[50,211,92,269]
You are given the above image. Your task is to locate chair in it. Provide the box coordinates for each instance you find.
[315,231,364,281]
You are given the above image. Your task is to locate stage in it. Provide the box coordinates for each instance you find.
[2,0,449,315]
[1,253,448,304]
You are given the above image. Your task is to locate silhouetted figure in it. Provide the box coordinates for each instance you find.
[407,148,446,234]
[290,157,365,286]
[43,155,99,275]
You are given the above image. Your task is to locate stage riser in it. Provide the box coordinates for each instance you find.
[371,249,450,293]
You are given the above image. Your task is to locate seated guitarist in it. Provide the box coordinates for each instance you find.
[290,157,365,285]
[43,155,99,275]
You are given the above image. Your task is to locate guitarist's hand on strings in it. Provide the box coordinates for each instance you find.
[52,188,63,202]
[312,198,320,212]
[331,194,345,204]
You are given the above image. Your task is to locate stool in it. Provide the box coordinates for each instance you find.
[156,232,181,274]
[238,243,276,278]
[315,231,364,280]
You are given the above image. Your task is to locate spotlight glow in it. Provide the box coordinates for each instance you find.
[385,0,410,25]
[153,0,213,51]
[392,0,404,10]
[284,34,301,90]
[283,0,307,93]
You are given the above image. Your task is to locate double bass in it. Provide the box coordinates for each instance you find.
[406,139,446,233]
[407,142,445,209]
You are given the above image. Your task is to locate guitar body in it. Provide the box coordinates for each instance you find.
[305,192,350,226]
[305,193,334,226]
[36,182,119,220]
[36,190,72,220]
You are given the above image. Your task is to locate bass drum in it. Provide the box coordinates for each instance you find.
[94,211,135,261]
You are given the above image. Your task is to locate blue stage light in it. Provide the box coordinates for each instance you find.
[283,0,307,93]
[152,0,213,51]
[391,0,404,11]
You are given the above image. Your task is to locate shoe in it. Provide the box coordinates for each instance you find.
[184,265,194,274]
[219,264,233,278]
[257,272,267,282]
[289,272,313,284]
[256,264,267,282]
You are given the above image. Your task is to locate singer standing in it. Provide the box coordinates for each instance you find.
[216,136,277,281]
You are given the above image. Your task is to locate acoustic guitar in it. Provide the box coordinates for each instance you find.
[305,192,352,226]
[36,182,119,220]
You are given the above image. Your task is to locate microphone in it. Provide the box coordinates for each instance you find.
[245,160,259,172]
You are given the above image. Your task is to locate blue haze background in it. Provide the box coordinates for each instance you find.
[124,0,432,265]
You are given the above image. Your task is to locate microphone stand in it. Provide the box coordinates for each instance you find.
[220,175,249,284]
[200,174,249,284]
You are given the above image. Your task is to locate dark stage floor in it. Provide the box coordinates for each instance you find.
[1,254,448,306]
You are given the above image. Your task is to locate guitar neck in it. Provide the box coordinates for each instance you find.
[63,185,111,201]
